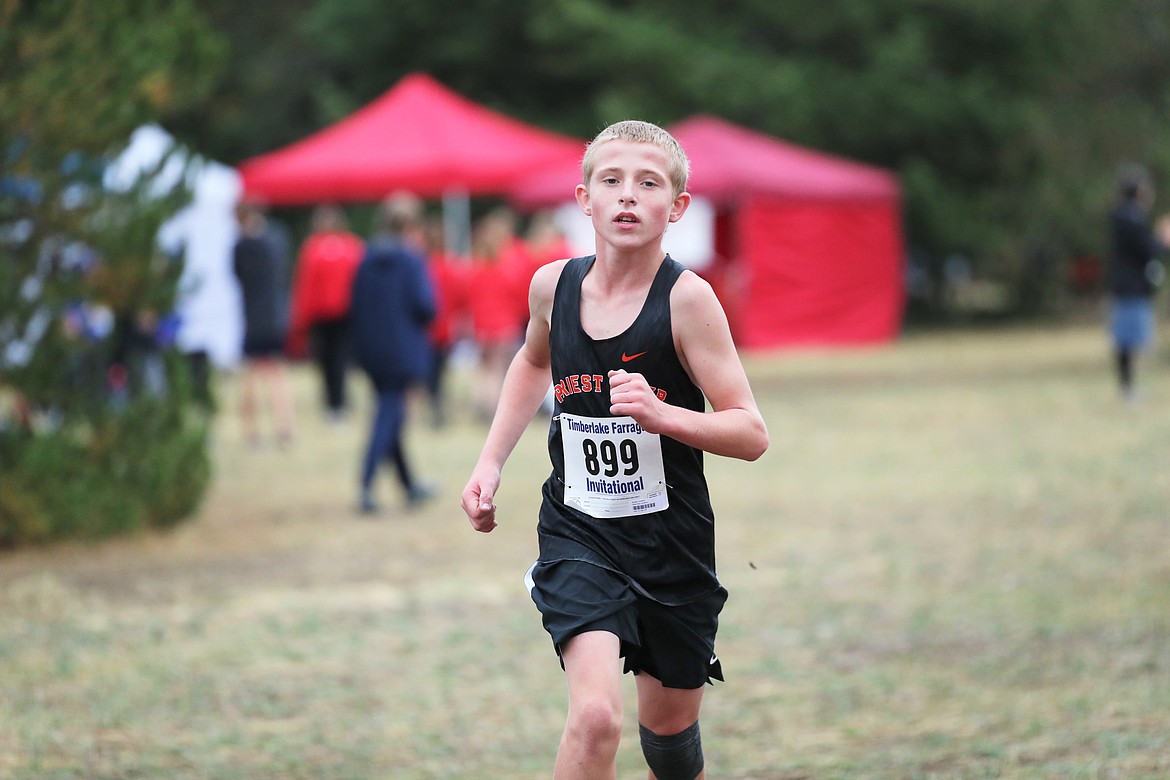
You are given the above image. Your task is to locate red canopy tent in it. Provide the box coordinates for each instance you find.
[238,72,585,204]
[509,115,904,349]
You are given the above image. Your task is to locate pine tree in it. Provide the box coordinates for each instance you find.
[0,0,225,545]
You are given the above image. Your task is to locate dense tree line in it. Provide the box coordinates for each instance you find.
[167,0,1170,310]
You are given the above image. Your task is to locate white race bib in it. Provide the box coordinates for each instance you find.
[560,412,669,519]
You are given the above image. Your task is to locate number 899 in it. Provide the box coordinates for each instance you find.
[581,438,639,477]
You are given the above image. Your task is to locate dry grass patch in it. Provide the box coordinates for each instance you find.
[2,324,1169,779]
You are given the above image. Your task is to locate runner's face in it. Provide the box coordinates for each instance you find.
[576,140,688,251]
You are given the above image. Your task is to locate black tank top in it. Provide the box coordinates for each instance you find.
[538,255,719,604]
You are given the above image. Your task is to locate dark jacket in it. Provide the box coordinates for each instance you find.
[349,237,436,389]
[233,232,290,353]
[1108,201,1163,298]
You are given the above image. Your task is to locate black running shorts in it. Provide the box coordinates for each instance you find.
[526,558,727,689]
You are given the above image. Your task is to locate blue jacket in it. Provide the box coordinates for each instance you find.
[349,237,436,388]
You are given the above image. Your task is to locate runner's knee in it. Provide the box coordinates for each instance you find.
[569,697,623,750]
[639,720,704,780]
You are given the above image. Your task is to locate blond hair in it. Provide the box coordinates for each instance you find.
[581,120,689,198]
[375,191,423,236]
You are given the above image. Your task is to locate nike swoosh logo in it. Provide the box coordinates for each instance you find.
[621,351,647,362]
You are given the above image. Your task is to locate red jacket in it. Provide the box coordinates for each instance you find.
[469,238,531,344]
[289,230,364,350]
[427,252,471,348]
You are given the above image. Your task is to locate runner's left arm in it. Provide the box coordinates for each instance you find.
[608,270,767,461]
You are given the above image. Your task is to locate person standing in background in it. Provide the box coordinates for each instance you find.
[350,193,437,514]
[1107,163,1170,402]
[288,204,364,421]
[232,200,296,447]
[422,216,470,428]
[467,206,531,421]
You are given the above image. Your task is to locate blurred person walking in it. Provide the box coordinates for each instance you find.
[350,193,437,514]
[1107,163,1170,402]
[232,200,296,447]
[288,204,364,421]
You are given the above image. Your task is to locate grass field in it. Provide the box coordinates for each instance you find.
[2,324,1169,779]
